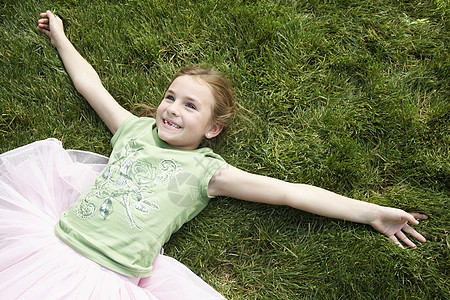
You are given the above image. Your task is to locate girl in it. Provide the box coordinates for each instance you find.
[0,10,427,299]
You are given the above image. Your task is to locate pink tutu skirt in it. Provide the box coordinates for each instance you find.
[0,139,225,299]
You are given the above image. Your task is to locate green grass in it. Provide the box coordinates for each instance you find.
[1,0,449,298]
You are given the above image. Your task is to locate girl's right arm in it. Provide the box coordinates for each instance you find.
[37,10,132,134]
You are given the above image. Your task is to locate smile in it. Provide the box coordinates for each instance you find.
[163,119,181,129]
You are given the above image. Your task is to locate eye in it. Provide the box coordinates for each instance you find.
[165,95,175,101]
[186,103,196,110]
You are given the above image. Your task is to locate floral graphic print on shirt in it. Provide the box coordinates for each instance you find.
[76,138,182,230]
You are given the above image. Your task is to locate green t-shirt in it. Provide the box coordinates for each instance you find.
[55,116,226,278]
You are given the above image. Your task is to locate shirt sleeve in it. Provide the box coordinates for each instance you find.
[110,115,138,148]
[199,154,227,200]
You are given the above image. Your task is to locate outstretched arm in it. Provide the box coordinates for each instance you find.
[208,164,428,249]
[37,10,132,134]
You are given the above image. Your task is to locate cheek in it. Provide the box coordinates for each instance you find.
[155,103,165,118]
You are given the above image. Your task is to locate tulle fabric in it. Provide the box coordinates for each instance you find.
[0,139,225,299]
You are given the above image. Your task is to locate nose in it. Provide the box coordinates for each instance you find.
[167,102,180,117]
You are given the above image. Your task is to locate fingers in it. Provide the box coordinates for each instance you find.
[36,24,50,36]
[402,212,428,244]
[37,11,56,37]
[388,235,405,249]
[389,233,417,249]
[402,212,428,227]
[38,17,49,24]
[46,10,57,22]
[403,224,427,243]
[409,212,429,220]
[403,213,419,225]
[37,18,49,29]
[395,231,417,249]
[36,20,50,36]
[37,10,56,24]
[388,222,427,249]
[37,12,49,32]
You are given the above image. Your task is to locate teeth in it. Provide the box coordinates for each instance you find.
[164,119,180,129]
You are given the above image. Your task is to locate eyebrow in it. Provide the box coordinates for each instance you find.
[166,89,200,105]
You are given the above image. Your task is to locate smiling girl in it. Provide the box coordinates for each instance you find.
[0,10,428,299]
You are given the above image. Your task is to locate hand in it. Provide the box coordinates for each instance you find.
[370,207,428,249]
[37,10,66,47]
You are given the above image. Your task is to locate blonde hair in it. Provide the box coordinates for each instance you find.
[136,67,236,147]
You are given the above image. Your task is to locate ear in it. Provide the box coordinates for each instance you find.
[206,122,223,139]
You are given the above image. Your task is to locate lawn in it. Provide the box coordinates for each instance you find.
[1,0,449,299]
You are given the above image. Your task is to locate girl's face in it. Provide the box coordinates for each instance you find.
[156,75,222,150]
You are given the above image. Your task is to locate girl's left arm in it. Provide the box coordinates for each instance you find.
[208,164,428,248]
